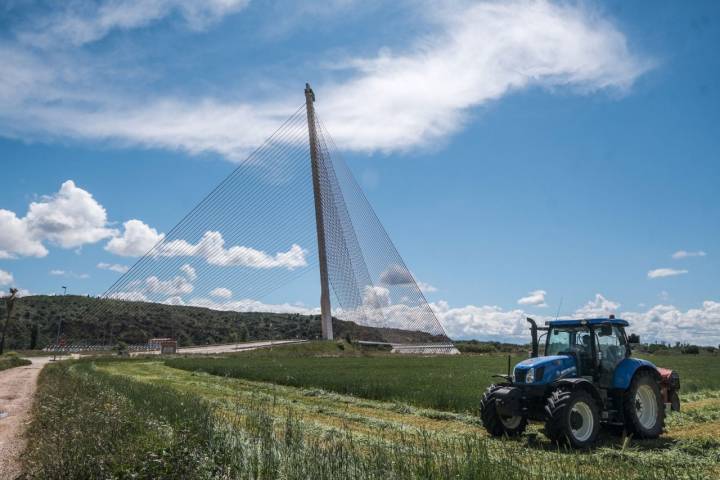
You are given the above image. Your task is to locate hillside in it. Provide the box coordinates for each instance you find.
[0,295,448,350]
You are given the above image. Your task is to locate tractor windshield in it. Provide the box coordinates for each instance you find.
[545,326,593,357]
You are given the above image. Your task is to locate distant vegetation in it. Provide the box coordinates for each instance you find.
[0,352,31,371]
[0,295,444,351]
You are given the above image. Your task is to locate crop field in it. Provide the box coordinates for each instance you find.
[166,342,720,413]
[21,346,720,479]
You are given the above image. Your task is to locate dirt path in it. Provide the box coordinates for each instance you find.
[0,357,55,480]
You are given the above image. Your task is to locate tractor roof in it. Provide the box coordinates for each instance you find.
[547,318,629,327]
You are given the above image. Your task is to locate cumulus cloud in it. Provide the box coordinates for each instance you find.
[417,281,437,294]
[144,275,193,295]
[0,180,116,258]
[180,264,197,281]
[434,294,720,346]
[648,268,688,279]
[574,293,619,317]
[0,269,14,286]
[105,219,165,257]
[379,264,414,285]
[210,287,232,299]
[0,209,48,258]
[18,0,250,48]
[517,290,548,307]
[379,264,436,293]
[672,250,706,259]
[155,231,307,269]
[97,262,130,273]
[0,0,650,160]
[362,285,391,309]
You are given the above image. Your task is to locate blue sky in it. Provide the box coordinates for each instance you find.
[1,1,718,344]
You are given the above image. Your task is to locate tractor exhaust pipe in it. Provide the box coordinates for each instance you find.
[527,317,539,358]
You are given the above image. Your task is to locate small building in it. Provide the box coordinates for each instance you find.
[149,338,177,354]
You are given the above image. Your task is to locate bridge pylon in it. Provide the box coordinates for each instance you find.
[305,83,333,340]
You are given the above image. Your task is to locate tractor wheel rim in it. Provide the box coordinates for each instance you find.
[635,385,657,429]
[570,401,594,442]
[500,415,522,429]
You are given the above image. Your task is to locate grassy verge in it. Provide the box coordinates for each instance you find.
[0,353,31,371]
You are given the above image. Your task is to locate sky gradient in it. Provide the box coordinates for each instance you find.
[1,1,718,344]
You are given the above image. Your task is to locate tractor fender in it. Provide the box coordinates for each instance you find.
[552,378,603,407]
[612,358,659,390]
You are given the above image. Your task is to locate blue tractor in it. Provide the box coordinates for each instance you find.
[480,316,681,448]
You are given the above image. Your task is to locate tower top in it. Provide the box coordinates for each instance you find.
[305,83,315,102]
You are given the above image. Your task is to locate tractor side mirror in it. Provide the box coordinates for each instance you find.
[628,333,640,345]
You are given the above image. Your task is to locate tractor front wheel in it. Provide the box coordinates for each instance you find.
[624,371,665,438]
[480,385,527,437]
[544,388,600,448]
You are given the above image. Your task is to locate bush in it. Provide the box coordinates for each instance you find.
[682,345,700,355]
[0,354,31,371]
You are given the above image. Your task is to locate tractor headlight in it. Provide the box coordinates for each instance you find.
[525,368,535,383]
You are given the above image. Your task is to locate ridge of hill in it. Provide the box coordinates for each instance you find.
[1,295,447,350]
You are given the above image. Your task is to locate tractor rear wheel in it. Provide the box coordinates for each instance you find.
[624,371,665,438]
[544,388,600,448]
[480,385,527,437]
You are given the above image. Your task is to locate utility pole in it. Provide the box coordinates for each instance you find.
[304,83,333,340]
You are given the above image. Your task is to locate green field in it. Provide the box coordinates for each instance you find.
[166,342,720,413]
[21,345,720,479]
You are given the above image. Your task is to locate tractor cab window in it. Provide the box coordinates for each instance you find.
[545,326,594,375]
[596,325,628,376]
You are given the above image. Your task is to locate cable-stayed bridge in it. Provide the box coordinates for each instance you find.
[91,85,456,353]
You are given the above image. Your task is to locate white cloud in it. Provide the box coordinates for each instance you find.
[574,293,620,317]
[672,250,706,260]
[648,268,688,279]
[0,209,48,258]
[433,294,720,346]
[210,287,232,299]
[0,180,115,258]
[18,0,251,48]
[49,269,90,279]
[105,219,165,257]
[144,275,194,295]
[362,285,391,309]
[321,0,651,152]
[155,231,307,269]
[0,269,14,286]
[379,264,414,285]
[0,0,650,160]
[180,264,197,281]
[26,180,116,248]
[97,262,130,273]
[417,281,437,294]
[517,289,547,307]
[379,264,436,293]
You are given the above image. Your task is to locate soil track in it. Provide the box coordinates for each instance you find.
[0,357,57,480]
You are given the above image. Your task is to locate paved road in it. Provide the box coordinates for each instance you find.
[176,339,306,355]
[126,339,307,356]
[0,356,61,480]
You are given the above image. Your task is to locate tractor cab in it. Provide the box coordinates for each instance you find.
[480,316,681,448]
